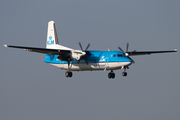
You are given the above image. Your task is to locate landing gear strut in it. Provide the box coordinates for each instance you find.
[65,59,73,78]
[122,67,127,77]
[108,70,115,79]
[65,71,73,77]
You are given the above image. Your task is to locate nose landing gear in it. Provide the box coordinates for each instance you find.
[122,66,128,77]
[122,72,127,76]
[65,71,73,78]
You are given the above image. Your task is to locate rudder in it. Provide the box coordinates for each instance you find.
[46,21,59,48]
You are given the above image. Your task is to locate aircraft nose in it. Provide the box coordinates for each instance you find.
[118,56,133,66]
[125,57,133,66]
[127,57,132,62]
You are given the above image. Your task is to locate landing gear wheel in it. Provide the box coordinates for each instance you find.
[65,71,73,78]
[111,73,115,79]
[65,71,69,77]
[122,72,127,77]
[108,72,115,79]
[108,73,112,79]
[69,72,72,77]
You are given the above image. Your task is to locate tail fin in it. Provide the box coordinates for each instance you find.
[46,21,59,48]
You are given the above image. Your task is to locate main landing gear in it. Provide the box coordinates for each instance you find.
[65,71,73,78]
[65,59,73,78]
[108,70,115,79]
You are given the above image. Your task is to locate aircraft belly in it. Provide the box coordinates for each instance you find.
[49,63,100,71]
[106,62,131,70]
[48,62,131,71]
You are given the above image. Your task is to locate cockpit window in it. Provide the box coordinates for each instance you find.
[118,54,123,57]
[113,54,123,57]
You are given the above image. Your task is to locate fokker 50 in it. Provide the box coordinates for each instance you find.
[4,21,177,79]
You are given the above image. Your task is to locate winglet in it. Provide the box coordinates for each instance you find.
[174,49,178,52]
[4,44,8,47]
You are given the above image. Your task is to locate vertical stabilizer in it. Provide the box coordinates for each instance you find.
[46,21,59,48]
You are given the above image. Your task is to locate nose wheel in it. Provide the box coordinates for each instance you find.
[108,70,115,79]
[65,71,73,77]
[122,67,128,77]
[122,72,127,76]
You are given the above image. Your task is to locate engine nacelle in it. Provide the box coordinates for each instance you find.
[71,50,85,60]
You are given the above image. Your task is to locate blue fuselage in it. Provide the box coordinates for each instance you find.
[44,51,132,71]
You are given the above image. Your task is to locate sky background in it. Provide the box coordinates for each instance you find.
[0,0,180,120]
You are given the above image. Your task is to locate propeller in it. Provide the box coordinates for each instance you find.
[78,42,90,65]
[118,43,135,63]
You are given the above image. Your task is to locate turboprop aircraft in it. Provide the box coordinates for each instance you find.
[4,21,177,79]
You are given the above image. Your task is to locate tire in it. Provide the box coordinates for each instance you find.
[69,72,73,77]
[65,71,69,77]
[111,73,115,79]
[124,72,127,76]
[108,73,112,79]
[122,72,127,77]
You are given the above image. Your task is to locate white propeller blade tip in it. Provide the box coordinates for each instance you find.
[4,44,8,47]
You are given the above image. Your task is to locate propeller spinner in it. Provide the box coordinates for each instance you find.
[78,42,90,65]
[118,43,135,63]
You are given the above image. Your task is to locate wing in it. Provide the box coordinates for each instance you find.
[4,44,71,55]
[127,49,177,56]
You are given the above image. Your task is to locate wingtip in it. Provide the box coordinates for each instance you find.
[4,44,8,47]
[174,49,178,52]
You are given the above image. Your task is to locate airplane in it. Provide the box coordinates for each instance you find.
[4,21,178,79]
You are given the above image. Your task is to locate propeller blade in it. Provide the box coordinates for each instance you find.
[77,56,88,65]
[84,57,88,65]
[127,56,135,63]
[85,51,91,55]
[79,42,83,51]
[77,42,91,64]
[126,43,129,52]
[77,55,83,63]
[85,43,90,51]
[118,47,125,53]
